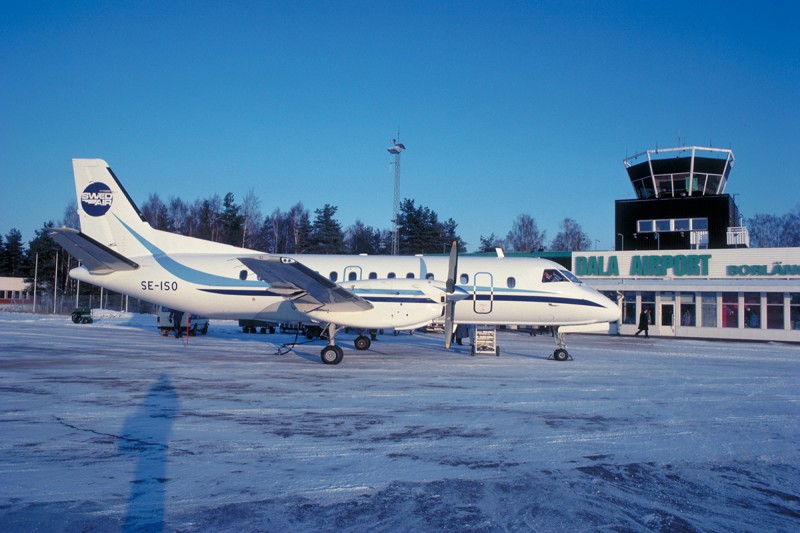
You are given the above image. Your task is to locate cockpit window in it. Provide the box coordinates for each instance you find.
[560,270,583,284]
[542,269,568,283]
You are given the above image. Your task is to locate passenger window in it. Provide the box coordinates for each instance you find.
[368,272,377,279]
[507,277,516,288]
[406,272,414,278]
[348,271,358,281]
[239,270,248,280]
[460,274,469,284]
[388,272,396,279]
[329,272,338,282]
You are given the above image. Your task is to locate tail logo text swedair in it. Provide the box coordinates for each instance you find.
[81,183,113,216]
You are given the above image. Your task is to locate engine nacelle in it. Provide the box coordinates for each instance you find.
[304,278,452,329]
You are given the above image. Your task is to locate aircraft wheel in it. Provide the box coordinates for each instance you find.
[321,346,344,365]
[553,349,569,361]
[354,335,371,351]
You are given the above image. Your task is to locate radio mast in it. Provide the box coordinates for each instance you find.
[387,135,405,255]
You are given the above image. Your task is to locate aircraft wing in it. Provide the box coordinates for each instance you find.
[51,228,139,274]
[239,256,373,313]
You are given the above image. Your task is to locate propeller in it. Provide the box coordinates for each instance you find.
[444,240,459,349]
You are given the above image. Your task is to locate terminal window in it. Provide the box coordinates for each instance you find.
[637,217,708,233]
[680,293,696,327]
[722,292,738,328]
[744,293,760,328]
[766,293,784,330]
[701,292,717,328]
[791,294,800,330]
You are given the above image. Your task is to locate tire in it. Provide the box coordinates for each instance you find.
[260,327,267,334]
[82,317,93,324]
[320,346,343,365]
[71,313,81,324]
[269,326,275,334]
[553,349,569,361]
[354,335,371,351]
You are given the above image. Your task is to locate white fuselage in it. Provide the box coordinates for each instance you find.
[70,250,620,328]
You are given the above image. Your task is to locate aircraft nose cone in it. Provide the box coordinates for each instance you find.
[601,298,621,322]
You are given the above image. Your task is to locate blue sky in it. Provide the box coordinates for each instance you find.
[1,1,798,251]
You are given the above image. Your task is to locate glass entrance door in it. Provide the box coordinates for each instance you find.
[661,303,675,336]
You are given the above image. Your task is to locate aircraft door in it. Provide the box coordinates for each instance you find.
[473,272,494,314]
[343,266,362,282]
[661,303,675,336]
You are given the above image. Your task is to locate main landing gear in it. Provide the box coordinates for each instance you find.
[319,324,373,364]
[551,328,572,361]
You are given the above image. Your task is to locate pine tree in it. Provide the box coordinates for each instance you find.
[308,204,344,254]
[220,192,243,246]
[0,229,27,277]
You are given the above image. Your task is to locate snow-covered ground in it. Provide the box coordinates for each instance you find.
[1,311,798,532]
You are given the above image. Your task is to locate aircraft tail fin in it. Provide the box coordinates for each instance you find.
[71,158,253,258]
[72,159,157,258]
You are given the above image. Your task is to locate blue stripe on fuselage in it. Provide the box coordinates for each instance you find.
[116,216,264,288]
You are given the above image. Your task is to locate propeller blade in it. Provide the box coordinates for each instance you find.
[446,240,458,294]
[444,300,455,350]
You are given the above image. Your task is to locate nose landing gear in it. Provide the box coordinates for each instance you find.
[551,328,572,361]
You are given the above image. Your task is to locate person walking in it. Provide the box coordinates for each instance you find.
[634,308,650,338]
[169,310,185,338]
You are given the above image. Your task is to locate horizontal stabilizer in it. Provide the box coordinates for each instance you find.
[51,228,139,274]
[240,256,373,313]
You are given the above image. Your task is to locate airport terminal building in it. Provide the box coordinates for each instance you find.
[573,146,800,341]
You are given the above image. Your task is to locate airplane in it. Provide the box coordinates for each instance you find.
[51,159,620,365]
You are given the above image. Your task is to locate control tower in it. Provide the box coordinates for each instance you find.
[615,146,748,251]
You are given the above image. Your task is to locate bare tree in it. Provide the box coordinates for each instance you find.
[345,220,382,254]
[240,188,263,248]
[747,206,800,247]
[286,203,310,253]
[549,218,591,251]
[167,197,189,235]
[140,193,170,230]
[61,200,79,229]
[506,214,546,252]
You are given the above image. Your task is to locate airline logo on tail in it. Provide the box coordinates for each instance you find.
[81,182,113,216]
